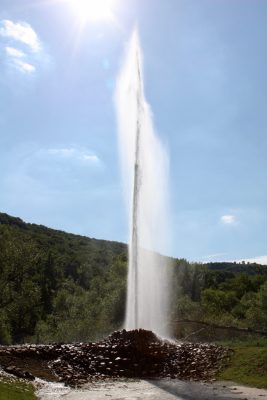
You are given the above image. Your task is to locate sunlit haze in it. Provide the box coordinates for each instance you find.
[1,0,267,264]
[66,0,115,23]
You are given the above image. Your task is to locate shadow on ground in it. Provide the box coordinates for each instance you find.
[150,379,245,400]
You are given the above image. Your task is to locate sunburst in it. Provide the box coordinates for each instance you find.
[67,0,115,23]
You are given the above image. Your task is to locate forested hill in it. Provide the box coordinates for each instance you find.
[0,212,127,345]
[0,212,267,345]
[205,261,267,275]
[0,212,126,262]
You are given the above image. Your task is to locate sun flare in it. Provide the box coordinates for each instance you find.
[67,0,115,22]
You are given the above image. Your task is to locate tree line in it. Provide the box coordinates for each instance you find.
[0,212,266,344]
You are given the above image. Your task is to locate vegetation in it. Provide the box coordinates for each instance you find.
[217,338,267,388]
[0,212,127,344]
[0,378,36,400]
[0,212,267,346]
[172,259,267,336]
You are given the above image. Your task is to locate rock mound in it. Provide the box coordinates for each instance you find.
[0,329,229,386]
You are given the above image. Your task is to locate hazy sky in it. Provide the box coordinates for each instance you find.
[1,0,267,263]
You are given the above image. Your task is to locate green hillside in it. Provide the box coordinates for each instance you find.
[0,212,267,345]
[0,212,127,344]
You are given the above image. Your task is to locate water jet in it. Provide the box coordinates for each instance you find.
[115,30,172,337]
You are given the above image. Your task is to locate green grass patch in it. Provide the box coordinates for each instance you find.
[0,378,36,400]
[217,338,267,388]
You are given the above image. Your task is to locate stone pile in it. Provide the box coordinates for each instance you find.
[0,329,229,386]
[3,365,35,381]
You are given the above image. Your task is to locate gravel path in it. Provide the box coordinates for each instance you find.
[37,379,267,400]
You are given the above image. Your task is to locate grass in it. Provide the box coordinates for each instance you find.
[216,337,267,389]
[0,378,36,400]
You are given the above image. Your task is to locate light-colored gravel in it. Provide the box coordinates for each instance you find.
[36,379,267,400]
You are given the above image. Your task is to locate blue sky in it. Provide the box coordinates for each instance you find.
[1,0,267,263]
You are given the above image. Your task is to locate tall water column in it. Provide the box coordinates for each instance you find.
[115,30,171,337]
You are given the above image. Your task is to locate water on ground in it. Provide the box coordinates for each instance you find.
[37,379,267,400]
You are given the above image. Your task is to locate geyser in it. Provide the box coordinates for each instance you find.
[115,30,171,337]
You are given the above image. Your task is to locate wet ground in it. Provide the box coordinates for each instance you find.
[37,379,267,400]
[1,331,266,400]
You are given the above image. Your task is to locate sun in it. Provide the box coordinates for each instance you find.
[67,0,115,23]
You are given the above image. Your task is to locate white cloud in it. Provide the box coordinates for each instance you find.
[82,154,100,163]
[48,148,76,157]
[13,59,35,73]
[237,255,267,265]
[221,214,236,225]
[47,148,100,164]
[202,252,228,262]
[0,20,45,74]
[0,20,40,52]
[5,46,25,58]
[5,46,35,73]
